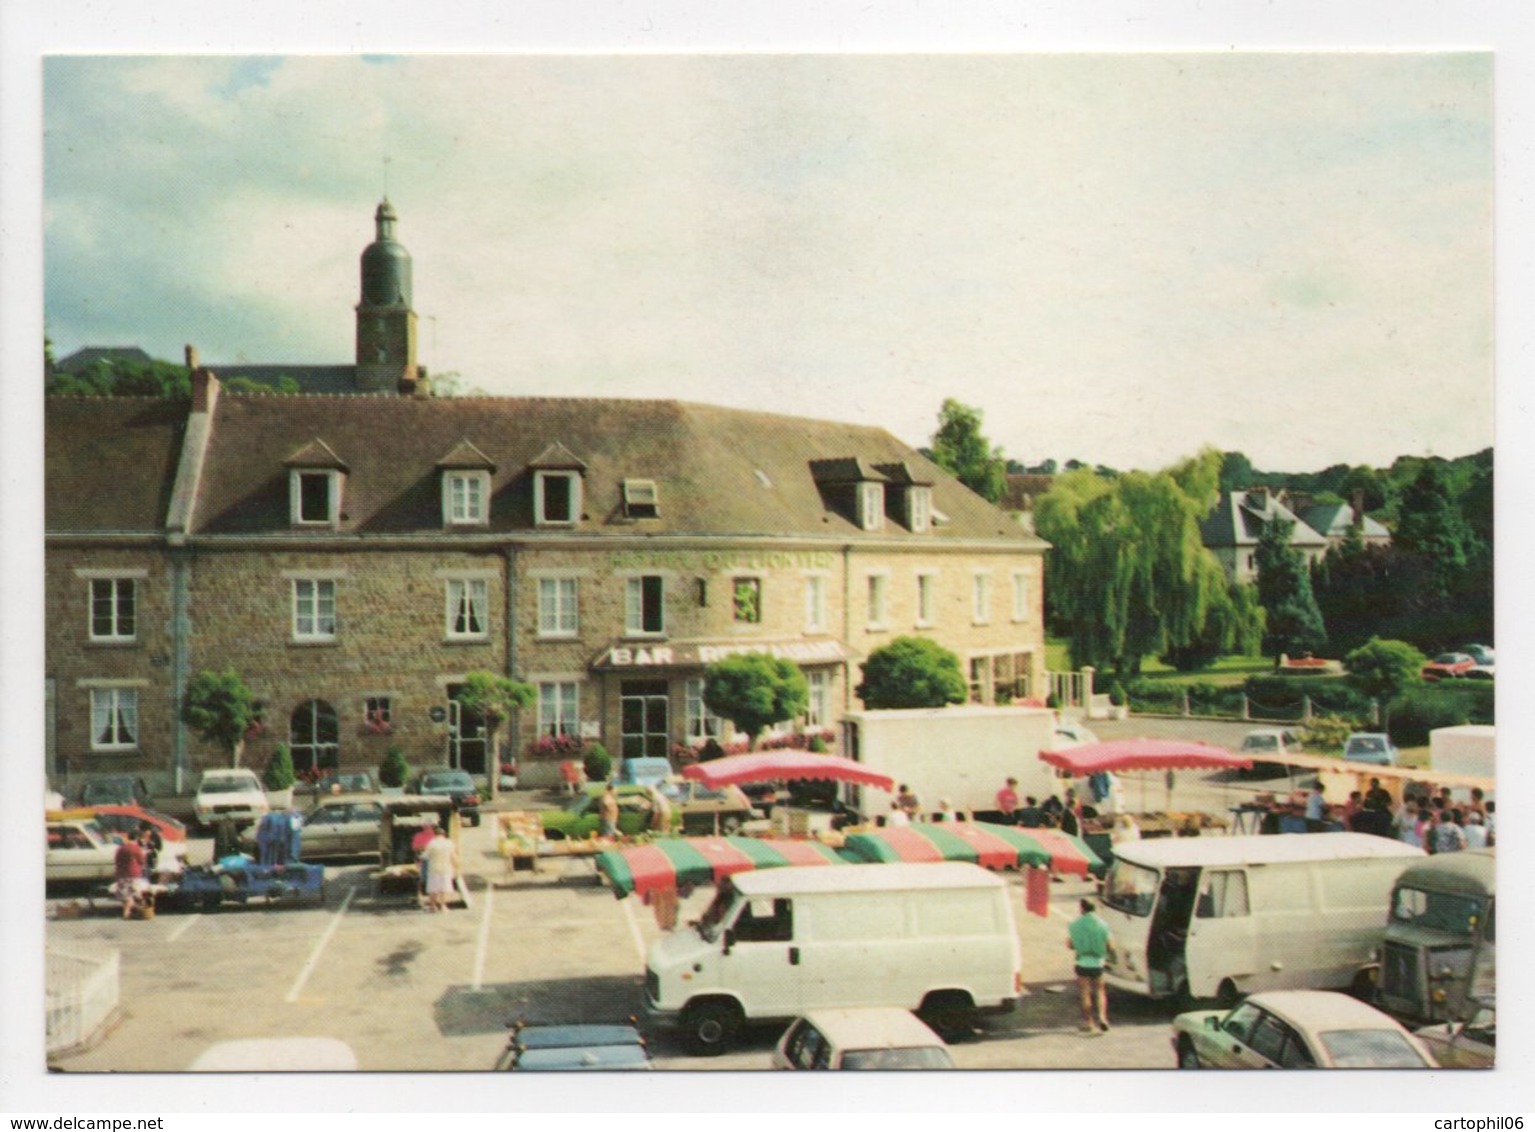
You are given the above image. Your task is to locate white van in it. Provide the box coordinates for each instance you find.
[1098,833,1423,1005]
[644,862,1022,1054]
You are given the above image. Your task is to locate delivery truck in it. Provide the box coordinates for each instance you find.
[840,704,1060,821]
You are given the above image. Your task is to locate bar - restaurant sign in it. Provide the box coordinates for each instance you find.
[592,638,855,671]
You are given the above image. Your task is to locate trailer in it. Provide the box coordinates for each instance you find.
[172,860,326,910]
[841,704,1059,821]
[1430,725,1495,782]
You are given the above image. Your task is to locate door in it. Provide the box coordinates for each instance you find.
[446,688,488,776]
[620,679,670,758]
[722,897,802,1017]
[1146,867,1201,996]
[1185,869,1255,998]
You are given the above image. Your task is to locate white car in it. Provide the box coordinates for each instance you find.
[193,768,270,829]
[46,819,118,885]
[1172,990,1437,1069]
[772,1008,954,1070]
[1238,727,1303,777]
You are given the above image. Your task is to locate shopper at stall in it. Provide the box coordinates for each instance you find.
[995,777,1021,824]
[420,826,459,913]
[113,833,148,920]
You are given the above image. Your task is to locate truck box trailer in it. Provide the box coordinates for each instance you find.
[1429,725,1495,781]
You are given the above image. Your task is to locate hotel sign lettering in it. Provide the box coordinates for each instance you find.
[594,638,854,671]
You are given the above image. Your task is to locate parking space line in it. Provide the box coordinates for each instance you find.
[166,913,200,943]
[284,886,354,1003]
[471,883,494,990]
[621,892,648,966]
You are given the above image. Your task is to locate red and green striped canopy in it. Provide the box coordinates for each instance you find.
[595,836,848,899]
[840,821,1102,876]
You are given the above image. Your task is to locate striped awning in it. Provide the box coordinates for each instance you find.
[595,836,849,899]
[840,821,1102,877]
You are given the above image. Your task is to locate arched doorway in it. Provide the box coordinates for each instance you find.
[290,699,340,774]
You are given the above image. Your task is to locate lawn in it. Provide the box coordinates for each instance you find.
[1046,638,1272,687]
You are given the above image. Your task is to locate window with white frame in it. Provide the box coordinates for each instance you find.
[90,688,138,751]
[291,470,340,526]
[446,578,490,640]
[1012,571,1029,622]
[685,678,724,742]
[625,575,665,635]
[537,681,581,738]
[89,578,137,641]
[537,577,579,638]
[860,482,885,531]
[867,574,888,627]
[804,575,827,632]
[623,478,659,519]
[534,470,581,525]
[292,578,338,641]
[805,669,830,729]
[916,573,935,626]
[968,656,988,703]
[973,573,993,624]
[907,486,933,533]
[443,471,490,526]
[363,695,392,733]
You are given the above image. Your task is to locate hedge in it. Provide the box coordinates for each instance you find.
[1243,676,1371,720]
[1386,683,1495,747]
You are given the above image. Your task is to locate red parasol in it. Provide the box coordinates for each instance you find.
[1038,738,1251,775]
[682,750,895,791]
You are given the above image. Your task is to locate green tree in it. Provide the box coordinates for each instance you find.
[263,743,297,792]
[182,668,260,768]
[379,744,411,788]
[1393,461,1475,597]
[1254,517,1327,657]
[1218,450,1256,493]
[1034,448,1257,678]
[929,398,1007,503]
[855,636,968,709]
[1344,638,1427,704]
[703,654,809,749]
[453,671,536,798]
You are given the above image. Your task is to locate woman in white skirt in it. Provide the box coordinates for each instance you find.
[420,828,459,912]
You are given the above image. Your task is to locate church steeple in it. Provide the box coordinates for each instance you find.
[355,198,420,393]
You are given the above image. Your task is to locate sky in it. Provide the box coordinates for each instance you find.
[42,51,1494,474]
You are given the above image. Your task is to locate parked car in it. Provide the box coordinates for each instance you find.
[494,1022,652,1071]
[78,774,152,808]
[54,803,188,843]
[656,779,755,834]
[1414,1008,1495,1070]
[1422,652,1477,681]
[1171,990,1437,1069]
[45,819,118,885]
[243,794,385,861]
[1460,644,1495,666]
[541,784,655,839]
[406,767,481,827]
[772,1009,954,1070]
[1237,727,1303,778]
[192,768,270,830]
[1342,732,1400,767]
[302,768,380,798]
[1464,665,1495,682]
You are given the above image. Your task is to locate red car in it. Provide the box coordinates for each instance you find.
[1421,652,1477,681]
[50,803,189,843]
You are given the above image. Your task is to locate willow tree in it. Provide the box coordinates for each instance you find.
[1035,448,1258,678]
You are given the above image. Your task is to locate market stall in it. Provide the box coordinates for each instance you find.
[594,835,848,900]
[839,820,1102,877]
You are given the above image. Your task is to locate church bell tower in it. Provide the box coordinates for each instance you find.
[355,198,420,393]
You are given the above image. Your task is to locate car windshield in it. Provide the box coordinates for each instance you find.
[696,882,739,943]
[1348,737,1385,753]
[83,780,133,801]
[1242,734,1279,752]
[1318,1029,1430,1068]
[840,1046,954,1070]
[201,778,257,794]
[1390,887,1487,936]
[1433,654,1464,665]
[1102,860,1159,917]
[424,774,471,791]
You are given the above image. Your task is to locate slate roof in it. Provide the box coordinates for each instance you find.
[45,397,187,532]
[1299,501,1392,541]
[1199,490,1328,550]
[183,392,1042,544]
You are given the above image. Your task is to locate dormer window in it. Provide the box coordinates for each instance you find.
[444,471,490,526]
[285,439,348,529]
[623,479,659,519]
[536,471,582,525]
[860,482,885,532]
[907,486,933,533]
[291,470,340,527]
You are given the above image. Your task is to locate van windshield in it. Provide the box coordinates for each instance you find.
[1102,860,1159,917]
[1390,886,1488,938]
[697,880,738,943]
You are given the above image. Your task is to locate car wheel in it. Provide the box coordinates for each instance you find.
[682,999,742,1056]
[720,814,742,835]
[1177,1037,1203,1069]
[1216,979,1240,1009]
[544,829,566,842]
[918,990,976,1043]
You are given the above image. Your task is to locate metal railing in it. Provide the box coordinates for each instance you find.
[46,945,119,1055]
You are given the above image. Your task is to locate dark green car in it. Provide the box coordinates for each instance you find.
[540,785,656,840]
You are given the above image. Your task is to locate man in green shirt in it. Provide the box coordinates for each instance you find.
[1067,898,1115,1032]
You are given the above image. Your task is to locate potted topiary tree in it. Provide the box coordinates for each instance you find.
[263,743,297,810]
[379,744,410,794]
[583,742,613,785]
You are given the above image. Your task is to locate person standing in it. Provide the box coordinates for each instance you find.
[896,784,922,820]
[598,783,620,839]
[113,834,148,920]
[995,777,1021,824]
[1463,811,1489,850]
[1067,898,1115,1033]
[420,826,459,913]
[649,785,673,834]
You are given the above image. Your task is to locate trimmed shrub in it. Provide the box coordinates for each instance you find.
[583,743,613,783]
[379,744,410,789]
[1301,714,1358,751]
[1387,683,1495,747]
[807,733,828,753]
[263,744,296,791]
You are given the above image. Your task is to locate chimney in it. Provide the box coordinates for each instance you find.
[191,367,220,414]
[1351,490,1365,526]
[184,343,199,370]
